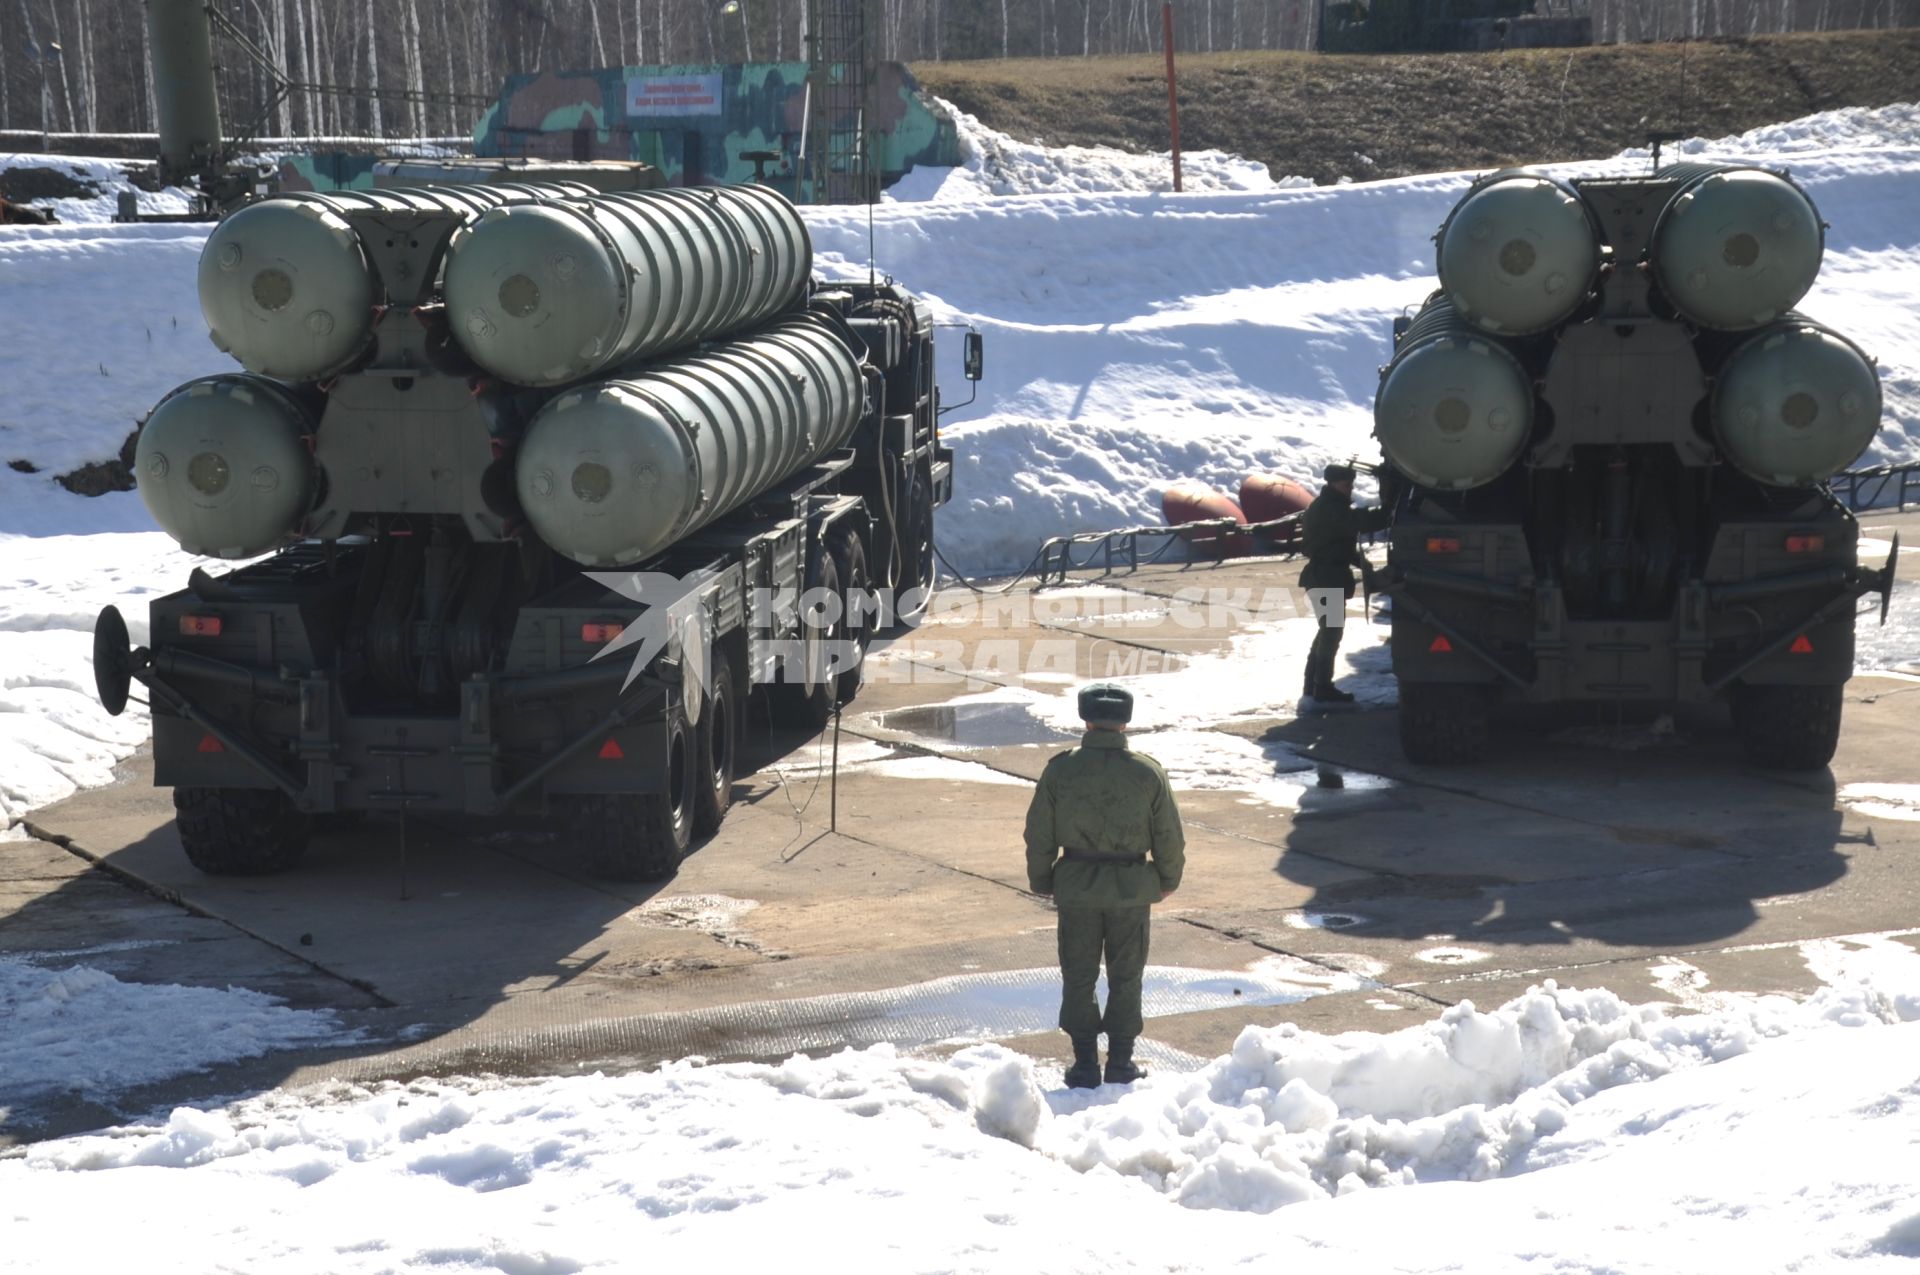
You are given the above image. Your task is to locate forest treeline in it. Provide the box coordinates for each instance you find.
[0,0,1912,138]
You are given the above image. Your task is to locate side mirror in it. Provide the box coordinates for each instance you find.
[963,331,984,382]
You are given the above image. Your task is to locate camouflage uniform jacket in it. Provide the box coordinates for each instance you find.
[1299,489,1390,591]
[1024,730,1185,906]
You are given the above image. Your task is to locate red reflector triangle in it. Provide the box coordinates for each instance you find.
[197,734,225,753]
[1429,635,1453,653]
[1790,635,1814,654]
[597,738,625,760]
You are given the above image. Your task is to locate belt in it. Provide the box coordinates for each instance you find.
[1060,848,1147,865]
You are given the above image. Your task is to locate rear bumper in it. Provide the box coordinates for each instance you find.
[1389,575,1863,703]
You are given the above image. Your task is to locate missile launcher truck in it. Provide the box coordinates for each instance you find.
[92,181,977,880]
[1375,163,1898,768]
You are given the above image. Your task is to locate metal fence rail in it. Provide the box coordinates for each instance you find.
[1035,512,1305,588]
[1833,463,1920,514]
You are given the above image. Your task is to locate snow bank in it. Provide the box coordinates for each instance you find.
[0,152,194,224]
[6,941,1920,1273]
[889,98,1307,201]
[0,956,353,1119]
[0,532,229,827]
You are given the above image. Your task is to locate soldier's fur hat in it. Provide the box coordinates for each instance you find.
[1077,682,1133,724]
[1323,463,1357,483]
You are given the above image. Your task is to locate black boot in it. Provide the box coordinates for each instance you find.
[1104,1036,1145,1085]
[1059,1029,1105,1090]
[1316,683,1356,704]
[1064,1033,1102,1089]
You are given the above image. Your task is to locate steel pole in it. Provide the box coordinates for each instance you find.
[1162,3,1183,193]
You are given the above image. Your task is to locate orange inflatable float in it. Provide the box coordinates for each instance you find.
[1161,479,1252,558]
[1238,473,1314,545]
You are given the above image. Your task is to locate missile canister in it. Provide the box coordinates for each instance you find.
[1651,165,1824,332]
[516,315,862,567]
[1711,318,1881,487]
[1374,297,1534,491]
[443,185,812,388]
[1435,173,1599,336]
[135,375,316,558]
[199,184,593,383]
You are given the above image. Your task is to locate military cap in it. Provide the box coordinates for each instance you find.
[1323,463,1357,483]
[1077,682,1133,724]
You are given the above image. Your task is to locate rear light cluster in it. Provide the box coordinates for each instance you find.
[1425,536,1463,555]
[1784,534,1826,554]
[581,622,626,643]
[179,615,223,637]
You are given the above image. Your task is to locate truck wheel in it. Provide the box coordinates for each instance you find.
[1397,682,1491,764]
[830,530,871,705]
[577,691,696,881]
[694,649,739,838]
[771,552,842,732]
[1732,683,1843,770]
[901,480,935,601]
[174,787,312,876]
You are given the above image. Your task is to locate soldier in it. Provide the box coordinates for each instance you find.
[1024,683,1185,1089]
[1299,463,1390,704]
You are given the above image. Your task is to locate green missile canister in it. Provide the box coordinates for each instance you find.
[1375,297,1535,491]
[199,197,377,383]
[134,376,316,558]
[445,185,812,389]
[1711,318,1881,487]
[1652,166,1824,332]
[515,315,863,567]
[1436,174,1599,336]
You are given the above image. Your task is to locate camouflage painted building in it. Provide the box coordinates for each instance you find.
[470,60,960,196]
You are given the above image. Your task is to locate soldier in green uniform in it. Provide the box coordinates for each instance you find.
[1024,683,1186,1089]
[1299,463,1390,704]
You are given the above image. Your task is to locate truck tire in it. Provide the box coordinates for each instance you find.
[577,690,696,881]
[174,787,312,876]
[695,649,739,838]
[898,467,936,602]
[771,552,842,732]
[830,529,871,705]
[1397,682,1491,764]
[1732,683,1843,770]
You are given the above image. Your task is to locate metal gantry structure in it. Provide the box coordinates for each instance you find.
[803,0,876,204]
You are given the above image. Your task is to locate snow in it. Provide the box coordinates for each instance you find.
[0,532,231,826]
[3,109,1920,1270]
[813,108,1920,570]
[0,956,353,1122]
[887,98,1307,201]
[0,152,195,224]
[3,939,1919,1272]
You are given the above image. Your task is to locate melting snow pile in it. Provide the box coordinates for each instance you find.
[888,98,1306,201]
[0,955,352,1120]
[4,940,1920,1272]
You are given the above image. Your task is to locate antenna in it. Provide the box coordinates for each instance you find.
[868,110,878,286]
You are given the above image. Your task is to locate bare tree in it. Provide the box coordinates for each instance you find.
[363,0,382,135]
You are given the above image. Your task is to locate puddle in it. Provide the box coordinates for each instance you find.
[1284,911,1368,931]
[1415,946,1490,965]
[875,702,1080,748]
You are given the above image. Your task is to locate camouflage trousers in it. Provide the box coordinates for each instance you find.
[1056,905,1151,1038]
[1304,580,1355,693]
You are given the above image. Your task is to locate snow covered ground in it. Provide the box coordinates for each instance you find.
[4,107,1920,1269]
[3,939,1918,1272]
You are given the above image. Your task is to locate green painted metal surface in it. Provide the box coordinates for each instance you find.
[471,61,959,198]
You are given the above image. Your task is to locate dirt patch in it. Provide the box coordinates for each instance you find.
[54,429,140,497]
[913,31,1920,185]
[0,164,96,203]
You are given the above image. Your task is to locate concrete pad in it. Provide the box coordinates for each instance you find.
[9,514,1919,1138]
